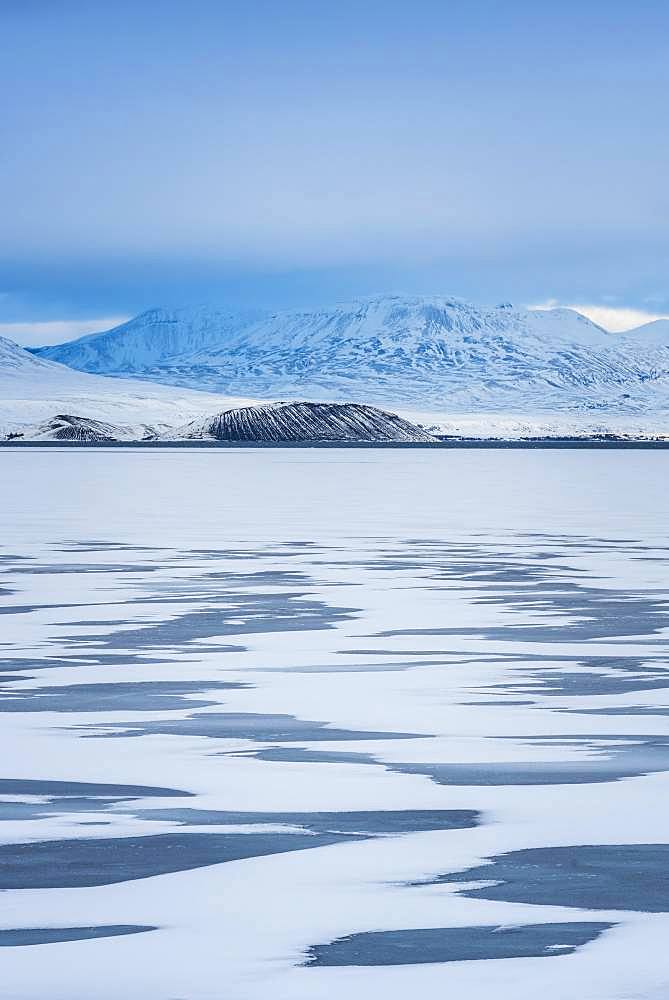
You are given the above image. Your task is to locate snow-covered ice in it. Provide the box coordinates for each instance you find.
[1,447,668,999]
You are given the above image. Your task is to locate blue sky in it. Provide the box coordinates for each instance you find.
[1,0,668,343]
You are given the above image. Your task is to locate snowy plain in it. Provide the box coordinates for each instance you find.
[1,448,669,999]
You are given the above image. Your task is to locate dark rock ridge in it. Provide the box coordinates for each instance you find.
[164,402,436,443]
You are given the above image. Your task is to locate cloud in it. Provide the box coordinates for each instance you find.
[0,316,130,347]
[528,301,669,333]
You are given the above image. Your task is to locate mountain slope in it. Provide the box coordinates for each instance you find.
[616,318,669,347]
[34,296,669,415]
[164,401,436,442]
[34,306,266,372]
[0,335,257,436]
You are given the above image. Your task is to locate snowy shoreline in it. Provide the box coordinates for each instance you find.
[3,438,669,449]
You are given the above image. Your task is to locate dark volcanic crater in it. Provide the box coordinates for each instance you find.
[163,401,436,443]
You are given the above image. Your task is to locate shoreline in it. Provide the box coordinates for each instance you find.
[2,439,669,450]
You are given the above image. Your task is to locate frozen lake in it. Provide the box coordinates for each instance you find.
[1,448,669,999]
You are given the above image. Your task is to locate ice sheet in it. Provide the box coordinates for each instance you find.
[0,448,668,999]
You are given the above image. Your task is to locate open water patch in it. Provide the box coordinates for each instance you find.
[0,926,156,946]
[242,735,669,786]
[131,808,479,835]
[0,810,479,887]
[0,777,192,822]
[424,844,669,911]
[85,711,422,742]
[0,680,245,713]
[62,593,357,651]
[304,921,613,966]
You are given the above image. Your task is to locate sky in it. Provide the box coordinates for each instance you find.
[1,0,668,344]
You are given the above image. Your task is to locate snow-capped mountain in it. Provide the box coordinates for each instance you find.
[34,296,669,415]
[163,401,436,443]
[0,335,257,436]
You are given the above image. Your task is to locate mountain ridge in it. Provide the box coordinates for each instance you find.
[33,295,669,416]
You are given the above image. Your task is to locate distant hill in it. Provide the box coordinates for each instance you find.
[617,318,669,345]
[162,401,437,443]
[5,413,132,442]
[34,295,669,415]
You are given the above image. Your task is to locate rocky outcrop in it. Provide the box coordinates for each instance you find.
[164,401,436,443]
[5,414,129,442]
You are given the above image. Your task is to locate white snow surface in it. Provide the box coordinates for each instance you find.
[1,449,669,999]
[401,409,669,440]
[34,295,669,420]
[0,335,257,435]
